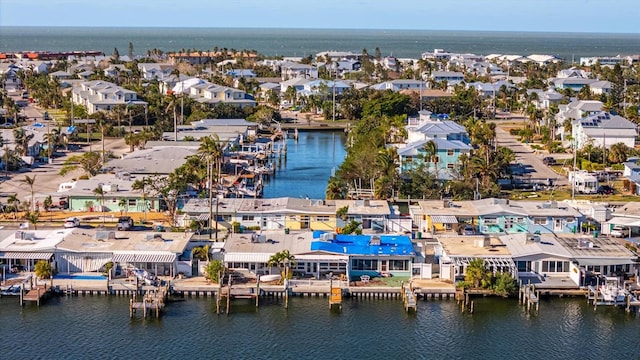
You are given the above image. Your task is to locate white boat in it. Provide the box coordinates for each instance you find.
[259,274,281,282]
[600,276,627,303]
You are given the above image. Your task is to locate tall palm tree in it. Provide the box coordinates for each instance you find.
[21,175,36,211]
[132,177,152,221]
[198,135,225,239]
[92,186,106,223]
[421,140,439,182]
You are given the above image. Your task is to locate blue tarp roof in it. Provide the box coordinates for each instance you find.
[310,234,414,256]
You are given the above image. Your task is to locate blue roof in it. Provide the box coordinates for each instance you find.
[310,234,414,256]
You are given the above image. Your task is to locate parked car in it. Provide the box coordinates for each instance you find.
[542,157,556,165]
[63,217,80,228]
[610,226,627,238]
[597,185,614,195]
[116,216,134,231]
[459,225,476,235]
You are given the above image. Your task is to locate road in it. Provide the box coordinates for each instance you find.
[494,126,568,187]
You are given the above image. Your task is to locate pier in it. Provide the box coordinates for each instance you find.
[129,286,169,318]
[215,273,260,315]
[401,282,417,312]
[519,283,540,313]
[20,284,53,306]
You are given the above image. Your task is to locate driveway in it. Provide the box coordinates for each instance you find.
[495,126,568,187]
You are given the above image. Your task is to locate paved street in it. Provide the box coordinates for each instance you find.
[494,126,568,187]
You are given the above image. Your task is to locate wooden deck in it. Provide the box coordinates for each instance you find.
[129,286,169,318]
[20,284,52,306]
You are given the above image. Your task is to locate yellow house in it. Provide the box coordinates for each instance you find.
[283,198,336,231]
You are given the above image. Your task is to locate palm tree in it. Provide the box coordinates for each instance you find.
[26,211,39,230]
[192,244,212,262]
[118,198,127,215]
[20,175,36,212]
[198,135,225,238]
[132,177,152,221]
[465,258,490,289]
[92,186,106,223]
[421,140,439,182]
[34,259,52,285]
[608,142,630,164]
[7,193,19,219]
[267,250,296,284]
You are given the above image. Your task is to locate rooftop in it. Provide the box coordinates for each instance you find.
[310,234,414,256]
[437,235,511,257]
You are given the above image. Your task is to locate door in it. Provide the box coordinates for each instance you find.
[554,218,562,232]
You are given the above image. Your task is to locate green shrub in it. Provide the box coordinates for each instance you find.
[492,272,518,297]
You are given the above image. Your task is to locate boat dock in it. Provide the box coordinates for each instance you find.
[519,284,540,312]
[401,282,417,312]
[20,284,53,306]
[129,286,169,318]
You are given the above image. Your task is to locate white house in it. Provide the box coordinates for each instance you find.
[571,112,637,150]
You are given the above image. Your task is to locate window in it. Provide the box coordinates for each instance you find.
[351,259,378,271]
[389,260,408,271]
[484,217,498,225]
[405,156,414,163]
[542,260,570,273]
[516,217,525,224]
[533,217,547,225]
[432,156,440,163]
[316,216,329,222]
[128,199,136,206]
[289,215,297,221]
[447,149,454,156]
[447,163,455,169]
[517,261,531,272]
[242,215,254,221]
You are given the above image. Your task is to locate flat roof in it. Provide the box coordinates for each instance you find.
[56,229,192,254]
[0,229,73,252]
[224,231,316,256]
[437,234,511,257]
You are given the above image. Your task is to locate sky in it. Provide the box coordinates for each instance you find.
[1,0,638,33]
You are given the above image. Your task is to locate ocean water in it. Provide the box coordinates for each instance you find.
[0,27,639,60]
[1,295,638,359]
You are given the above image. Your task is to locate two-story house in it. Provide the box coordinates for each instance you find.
[571,112,637,150]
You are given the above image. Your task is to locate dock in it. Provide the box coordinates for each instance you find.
[216,272,260,315]
[20,284,53,306]
[129,286,169,318]
[401,282,417,312]
[519,283,540,313]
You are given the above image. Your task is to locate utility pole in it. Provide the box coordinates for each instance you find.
[208,158,213,240]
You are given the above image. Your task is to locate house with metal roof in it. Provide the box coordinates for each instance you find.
[54,229,192,278]
[430,71,464,86]
[396,138,472,180]
[414,198,583,236]
[571,112,637,150]
[501,232,637,287]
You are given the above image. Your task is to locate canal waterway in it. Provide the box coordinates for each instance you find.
[1,295,638,359]
[262,130,347,199]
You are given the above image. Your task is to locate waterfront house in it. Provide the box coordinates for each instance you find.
[333,199,392,233]
[571,112,637,150]
[311,233,415,280]
[188,81,256,109]
[106,146,197,176]
[395,113,472,180]
[0,229,70,273]
[54,229,192,278]
[435,234,516,282]
[396,138,472,180]
[501,232,637,287]
[223,231,349,279]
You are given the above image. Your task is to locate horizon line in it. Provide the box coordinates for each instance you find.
[0,25,638,35]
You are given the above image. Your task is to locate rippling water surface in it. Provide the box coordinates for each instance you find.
[1,295,638,359]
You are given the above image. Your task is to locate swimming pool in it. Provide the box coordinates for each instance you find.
[54,274,107,280]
